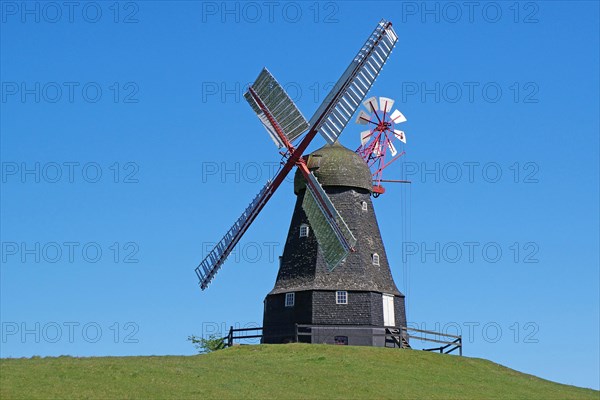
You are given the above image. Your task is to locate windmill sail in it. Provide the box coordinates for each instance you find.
[309,19,398,144]
[244,68,309,148]
[195,180,274,290]
[301,172,357,271]
[195,19,400,291]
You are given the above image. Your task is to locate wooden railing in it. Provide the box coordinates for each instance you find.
[220,326,263,347]
[401,326,462,356]
[218,324,462,356]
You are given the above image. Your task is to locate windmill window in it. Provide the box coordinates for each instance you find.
[372,253,380,266]
[361,201,368,211]
[336,291,348,304]
[334,336,348,345]
[299,224,310,238]
[285,292,295,307]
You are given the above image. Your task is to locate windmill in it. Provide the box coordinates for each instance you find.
[195,19,399,290]
[355,96,409,197]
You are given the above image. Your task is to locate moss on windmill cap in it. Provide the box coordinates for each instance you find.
[294,141,372,194]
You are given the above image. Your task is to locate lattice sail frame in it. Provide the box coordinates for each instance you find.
[302,173,357,271]
[244,68,309,149]
[311,20,398,144]
[195,19,399,290]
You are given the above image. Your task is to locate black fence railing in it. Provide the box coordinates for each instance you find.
[400,326,462,355]
[220,326,263,348]
[218,324,462,356]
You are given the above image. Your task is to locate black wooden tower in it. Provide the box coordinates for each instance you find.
[262,142,406,345]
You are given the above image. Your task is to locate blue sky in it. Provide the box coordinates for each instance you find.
[1,0,598,391]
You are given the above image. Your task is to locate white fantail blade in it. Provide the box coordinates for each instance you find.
[388,141,397,157]
[360,130,372,146]
[372,143,381,156]
[356,110,371,125]
[363,96,378,113]
[390,109,407,124]
[379,97,395,114]
[394,129,406,143]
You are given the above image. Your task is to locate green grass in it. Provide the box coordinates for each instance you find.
[1,344,597,399]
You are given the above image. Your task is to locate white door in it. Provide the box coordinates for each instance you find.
[382,294,395,327]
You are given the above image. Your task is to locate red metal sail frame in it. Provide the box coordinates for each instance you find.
[196,96,340,290]
[248,87,355,254]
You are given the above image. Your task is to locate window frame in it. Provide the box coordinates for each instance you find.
[299,224,310,238]
[336,290,348,305]
[285,292,295,307]
[361,201,368,211]
[334,336,348,345]
[372,253,380,266]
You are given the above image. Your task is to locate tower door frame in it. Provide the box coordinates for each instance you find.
[382,294,395,327]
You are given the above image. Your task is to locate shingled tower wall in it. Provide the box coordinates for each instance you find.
[262,142,406,345]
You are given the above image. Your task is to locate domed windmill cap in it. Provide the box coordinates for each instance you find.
[294,141,373,194]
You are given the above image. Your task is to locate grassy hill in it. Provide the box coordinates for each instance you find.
[1,344,597,399]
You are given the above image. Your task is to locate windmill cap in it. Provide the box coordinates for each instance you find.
[294,141,373,194]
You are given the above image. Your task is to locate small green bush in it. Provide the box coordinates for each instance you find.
[187,334,225,354]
